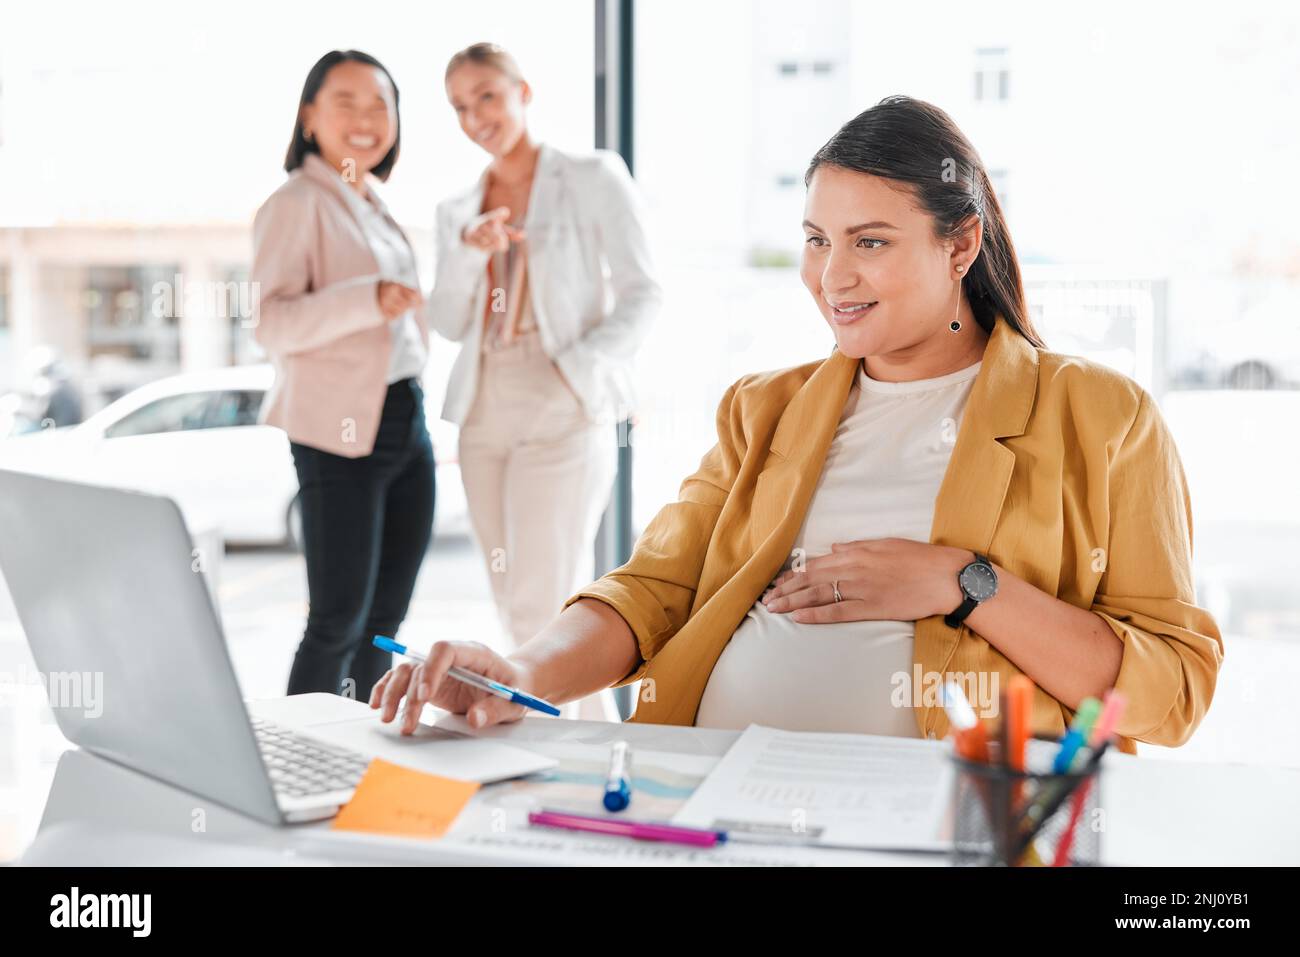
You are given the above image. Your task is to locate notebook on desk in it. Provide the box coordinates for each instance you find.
[671,724,954,852]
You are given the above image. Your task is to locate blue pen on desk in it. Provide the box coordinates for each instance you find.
[604,740,633,811]
[372,636,561,717]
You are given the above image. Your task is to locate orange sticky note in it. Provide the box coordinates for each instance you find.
[332,758,479,839]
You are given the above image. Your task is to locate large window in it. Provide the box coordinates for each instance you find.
[631,0,1300,766]
[0,0,603,864]
[0,0,595,403]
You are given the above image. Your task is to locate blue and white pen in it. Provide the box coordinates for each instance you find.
[604,740,633,811]
[372,635,561,717]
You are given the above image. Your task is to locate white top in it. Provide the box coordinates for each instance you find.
[695,357,983,737]
[330,166,428,384]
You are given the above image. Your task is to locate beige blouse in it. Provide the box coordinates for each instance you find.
[481,233,538,350]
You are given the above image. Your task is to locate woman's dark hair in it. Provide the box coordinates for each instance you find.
[284,50,401,181]
[805,95,1045,347]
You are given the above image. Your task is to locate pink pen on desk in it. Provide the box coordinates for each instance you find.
[528,809,723,848]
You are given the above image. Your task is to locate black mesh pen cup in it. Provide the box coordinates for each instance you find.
[950,734,1102,867]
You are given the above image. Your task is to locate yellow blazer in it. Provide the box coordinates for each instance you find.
[564,315,1223,754]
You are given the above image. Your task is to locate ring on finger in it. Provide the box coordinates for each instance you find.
[832,580,842,603]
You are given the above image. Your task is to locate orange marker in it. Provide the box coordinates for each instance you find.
[1006,676,1037,865]
[956,725,990,764]
[941,681,990,764]
[1007,675,1034,800]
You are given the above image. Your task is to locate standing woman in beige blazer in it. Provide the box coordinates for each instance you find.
[429,43,662,655]
[250,51,434,701]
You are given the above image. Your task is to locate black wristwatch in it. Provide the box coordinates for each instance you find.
[944,552,998,628]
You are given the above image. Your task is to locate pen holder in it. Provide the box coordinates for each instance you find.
[949,737,1102,867]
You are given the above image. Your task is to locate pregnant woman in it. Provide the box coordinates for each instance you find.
[375,96,1221,755]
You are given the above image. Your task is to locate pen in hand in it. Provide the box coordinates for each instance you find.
[372,635,561,718]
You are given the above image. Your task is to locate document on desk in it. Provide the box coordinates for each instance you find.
[671,725,952,851]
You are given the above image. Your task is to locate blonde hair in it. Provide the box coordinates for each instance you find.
[445,42,525,85]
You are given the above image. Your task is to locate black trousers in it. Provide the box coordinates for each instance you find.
[287,377,435,702]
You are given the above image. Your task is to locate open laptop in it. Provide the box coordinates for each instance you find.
[0,469,555,825]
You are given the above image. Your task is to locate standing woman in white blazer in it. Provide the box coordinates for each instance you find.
[428,43,662,656]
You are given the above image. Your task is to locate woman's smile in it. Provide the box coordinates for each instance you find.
[828,299,878,325]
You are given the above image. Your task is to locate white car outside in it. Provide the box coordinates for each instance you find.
[0,365,468,546]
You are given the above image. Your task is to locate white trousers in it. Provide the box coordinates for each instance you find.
[457,328,620,721]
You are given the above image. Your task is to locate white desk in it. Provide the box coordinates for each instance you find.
[21,698,1300,866]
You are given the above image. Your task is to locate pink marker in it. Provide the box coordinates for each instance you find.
[1088,689,1128,748]
[528,810,723,848]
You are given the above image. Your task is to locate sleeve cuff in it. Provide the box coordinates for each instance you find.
[562,581,670,688]
[1093,607,1208,746]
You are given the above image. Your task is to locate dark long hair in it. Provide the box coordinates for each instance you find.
[805,95,1044,347]
[284,50,401,181]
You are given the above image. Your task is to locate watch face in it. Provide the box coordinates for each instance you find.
[960,562,998,601]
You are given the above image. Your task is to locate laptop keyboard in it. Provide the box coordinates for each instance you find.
[252,718,371,799]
